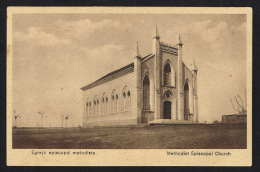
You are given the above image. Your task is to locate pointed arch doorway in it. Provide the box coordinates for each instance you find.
[163,101,171,119]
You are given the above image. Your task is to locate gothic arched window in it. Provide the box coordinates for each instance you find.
[86,102,89,117]
[111,90,118,113]
[164,63,171,85]
[163,62,175,87]
[184,82,190,114]
[101,93,108,115]
[94,95,99,115]
[122,86,131,111]
[89,102,91,116]
[86,98,90,117]
[143,75,150,110]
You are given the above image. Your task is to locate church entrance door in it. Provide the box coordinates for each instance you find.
[163,101,171,119]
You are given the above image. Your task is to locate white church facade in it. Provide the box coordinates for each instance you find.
[81,27,199,127]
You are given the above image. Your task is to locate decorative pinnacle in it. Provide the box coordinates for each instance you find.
[176,33,183,46]
[134,42,141,58]
[153,25,160,39]
[192,57,198,71]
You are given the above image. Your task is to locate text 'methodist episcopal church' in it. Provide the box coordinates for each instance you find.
[81,26,199,127]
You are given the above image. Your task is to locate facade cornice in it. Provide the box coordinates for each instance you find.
[159,42,178,55]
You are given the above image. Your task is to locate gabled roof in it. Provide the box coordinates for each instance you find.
[81,53,156,91]
[183,62,192,74]
[81,53,155,91]
[141,53,153,62]
[81,63,134,90]
[222,114,247,117]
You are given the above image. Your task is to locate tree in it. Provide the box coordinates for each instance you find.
[60,114,64,127]
[64,114,71,128]
[230,92,247,115]
[14,110,21,128]
[60,114,72,127]
[212,120,219,124]
[38,111,47,127]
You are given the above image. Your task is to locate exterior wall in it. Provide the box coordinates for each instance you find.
[222,115,247,123]
[183,64,194,120]
[82,72,137,127]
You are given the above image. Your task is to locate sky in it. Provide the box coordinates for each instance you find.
[11,13,247,127]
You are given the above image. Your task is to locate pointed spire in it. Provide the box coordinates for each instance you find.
[176,33,183,45]
[192,57,198,71]
[134,42,141,58]
[153,25,160,39]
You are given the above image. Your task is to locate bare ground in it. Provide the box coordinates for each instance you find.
[12,123,247,149]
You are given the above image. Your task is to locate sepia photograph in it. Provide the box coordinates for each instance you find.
[7,7,252,166]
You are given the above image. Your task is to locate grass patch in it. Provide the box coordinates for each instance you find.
[12,123,246,149]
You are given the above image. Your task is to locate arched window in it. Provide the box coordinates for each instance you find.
[127,91,131,111]
[102,97,104,114]
[184,82,190,114]
[94,96,99,115]
[89,102,92,116]
[97,99,99,115]
[143,75,150,110]
[106,97,109,114]
[163,62,175,87]
[86,98,90,117]
[102,93,108,115]
[164,63,171,85]
[122,86,131,111]
[86,102,89,117]
[111,90,118,113]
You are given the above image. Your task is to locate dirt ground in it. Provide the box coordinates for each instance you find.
[12,123,247,149]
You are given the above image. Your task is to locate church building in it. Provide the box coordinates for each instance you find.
[81,27,199,127]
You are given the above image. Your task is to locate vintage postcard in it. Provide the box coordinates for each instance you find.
[7,7,252,166]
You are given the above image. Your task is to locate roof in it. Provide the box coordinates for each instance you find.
[183,62,193,74]
[141,53,153,61]
[81,63,134,90]
[81,53,154,91]
[222,114,247,117]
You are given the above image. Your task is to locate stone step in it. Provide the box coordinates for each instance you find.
[148,119,197,125]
